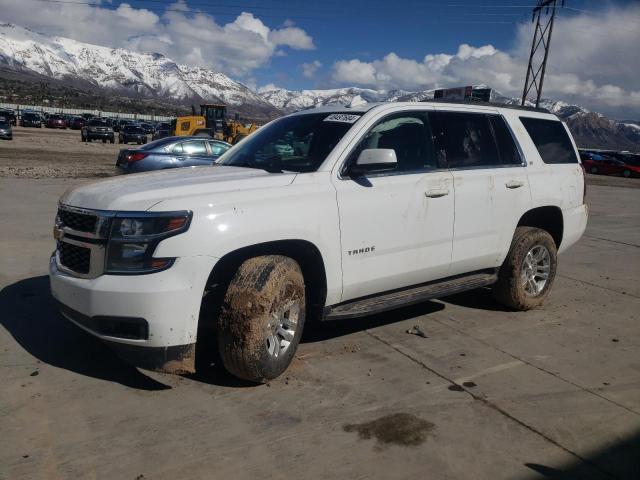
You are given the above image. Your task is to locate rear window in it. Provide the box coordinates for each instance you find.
[520,117,578,164]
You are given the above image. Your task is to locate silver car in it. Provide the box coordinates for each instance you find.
[116,136,231,174]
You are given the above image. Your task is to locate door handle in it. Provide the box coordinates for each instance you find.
[176,156,187,161]
[425,189,450,198]
[505,180,525,189]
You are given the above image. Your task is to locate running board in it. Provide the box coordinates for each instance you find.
[323,270,498,321]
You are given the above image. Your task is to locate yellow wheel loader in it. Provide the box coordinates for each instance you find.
[171,104,257,144]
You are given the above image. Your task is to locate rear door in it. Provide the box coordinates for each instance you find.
[172,139,212,166]
[207,140,231,160]
[333,109,455,301]
[432,110,531,275]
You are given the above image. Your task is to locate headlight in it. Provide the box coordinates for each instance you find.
[105,211,192,274]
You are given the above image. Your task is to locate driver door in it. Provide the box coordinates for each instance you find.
[333,110,455,302]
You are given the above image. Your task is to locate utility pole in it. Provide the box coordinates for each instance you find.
[521,0,565,107]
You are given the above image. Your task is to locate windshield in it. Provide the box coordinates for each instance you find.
[218,112,362,173]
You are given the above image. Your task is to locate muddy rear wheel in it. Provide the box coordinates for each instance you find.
[493,226,557,311]
[218,255,306,383]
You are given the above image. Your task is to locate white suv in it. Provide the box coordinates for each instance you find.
[50,102,588,383]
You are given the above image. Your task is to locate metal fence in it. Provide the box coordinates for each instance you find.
[0,102,173,122]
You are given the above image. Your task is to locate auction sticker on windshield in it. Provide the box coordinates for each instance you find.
[324,113,361,123]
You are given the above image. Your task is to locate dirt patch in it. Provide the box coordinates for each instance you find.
[343,413,434,447]
[0,126,133,178]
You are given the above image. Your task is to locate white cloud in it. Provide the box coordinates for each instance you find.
[269,27,315,50]
[1,0,315,77]
[301,60,322,78]
[330,4,640,117]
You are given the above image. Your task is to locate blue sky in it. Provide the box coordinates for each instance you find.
[3,0,640,117]
[158,0,634,91]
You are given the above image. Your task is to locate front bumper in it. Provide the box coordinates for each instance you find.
[87,132,114,139]
[0,131,12,139]
[49,253,216,372]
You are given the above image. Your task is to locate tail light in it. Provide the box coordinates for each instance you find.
[126,152,148,163]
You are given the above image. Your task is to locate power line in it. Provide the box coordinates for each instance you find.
[28,0,534,22]
[25,0,640,31]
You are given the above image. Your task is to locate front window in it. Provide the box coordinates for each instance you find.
[218,112,362,173]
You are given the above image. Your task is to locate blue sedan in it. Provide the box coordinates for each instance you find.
[116,136,232,174]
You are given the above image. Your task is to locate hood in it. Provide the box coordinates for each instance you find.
[59,166,297,211]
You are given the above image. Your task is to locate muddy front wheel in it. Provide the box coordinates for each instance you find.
[218,255,306,383]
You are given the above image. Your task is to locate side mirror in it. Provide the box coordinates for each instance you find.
[350,149,397,176]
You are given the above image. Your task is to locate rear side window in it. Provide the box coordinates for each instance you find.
[208,141,230,156]
[173,140,207,155]
[489,116,522,165]
[520,117,578,164]
[434,112,498,168]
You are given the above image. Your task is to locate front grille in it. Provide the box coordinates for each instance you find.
[59,242,91,274]
[58,209,97,233]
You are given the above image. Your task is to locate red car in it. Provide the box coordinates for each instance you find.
[70,117,86,130]
[581,154,639,178]
[46,115,67,129]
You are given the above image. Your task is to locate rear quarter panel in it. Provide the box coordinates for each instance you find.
[506,111,584,211]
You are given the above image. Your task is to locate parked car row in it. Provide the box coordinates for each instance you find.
[580,150,640,178]
[0,108,170,133]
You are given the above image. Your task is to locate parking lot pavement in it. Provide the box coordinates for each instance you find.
[1,177,639,480]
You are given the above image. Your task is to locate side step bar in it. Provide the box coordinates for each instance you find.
[324,270,498,321]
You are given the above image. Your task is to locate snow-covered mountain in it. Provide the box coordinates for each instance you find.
[0,23,279,119]
[258,86,413,112]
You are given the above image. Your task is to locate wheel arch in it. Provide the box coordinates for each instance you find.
[517,206,564,248]
[199,239,328,329]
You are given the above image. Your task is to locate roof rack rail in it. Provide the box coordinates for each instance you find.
[421,98,550,114]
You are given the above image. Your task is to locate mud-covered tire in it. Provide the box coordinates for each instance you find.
[493,227,558,311]
[218,255,306,383]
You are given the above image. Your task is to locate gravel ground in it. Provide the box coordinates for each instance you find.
[0,126,139,178]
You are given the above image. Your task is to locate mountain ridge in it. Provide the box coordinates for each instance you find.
[0,22,637,150]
